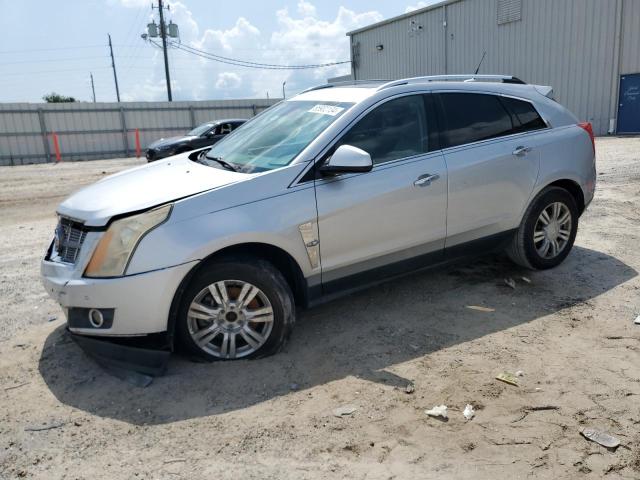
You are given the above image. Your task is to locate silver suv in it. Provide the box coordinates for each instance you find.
[42,75,596,361]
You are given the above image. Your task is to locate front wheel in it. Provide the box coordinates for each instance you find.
[507,186,579,270]
[176,259,295,361]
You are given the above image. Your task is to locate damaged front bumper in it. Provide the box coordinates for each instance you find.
[41,258,197,336]
[69,331,171,385]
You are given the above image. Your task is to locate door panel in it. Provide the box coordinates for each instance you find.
[444,136,539,246]
[315,152,447,288]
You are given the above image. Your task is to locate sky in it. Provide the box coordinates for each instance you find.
[0,0,439,103]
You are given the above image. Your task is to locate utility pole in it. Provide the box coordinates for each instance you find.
[282,81,286,99]
[157,0,172,101]
[108,34,121,102]
[90,72,96,102]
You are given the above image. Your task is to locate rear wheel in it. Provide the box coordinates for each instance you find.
[507,187,579,270]
[176,259,295,361]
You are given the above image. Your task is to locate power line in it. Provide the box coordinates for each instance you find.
[0,44,106,54]
[168,41,351,70]
[0,56,109,66]
[1,66,111,77]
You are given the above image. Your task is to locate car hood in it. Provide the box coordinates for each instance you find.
[147,135,196,149]
[57,155,247,226]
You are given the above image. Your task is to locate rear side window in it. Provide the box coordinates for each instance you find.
[338,95,428,165]
[500,96,547,132]
[438,93,513,148]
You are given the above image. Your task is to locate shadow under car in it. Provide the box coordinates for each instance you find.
[38,246,637,425]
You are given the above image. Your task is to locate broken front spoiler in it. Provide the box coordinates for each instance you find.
[69,331,170,387]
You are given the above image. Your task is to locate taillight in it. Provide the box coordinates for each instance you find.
[578,122,595,154]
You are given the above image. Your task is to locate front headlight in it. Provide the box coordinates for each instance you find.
[84,204,172,278]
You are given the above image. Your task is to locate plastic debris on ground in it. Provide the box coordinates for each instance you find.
[424,405,448,419]
[496,372,520,386]
[580,428,621,449]
[634,315,640,325]
[515,370,524,377]
[405,383,415,394]
[521,276,532,284]
[466,305,495,312]
[463,404,475,421]
[504,278,516,289]
[333,405,358,418]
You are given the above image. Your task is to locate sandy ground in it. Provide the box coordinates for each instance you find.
[0,139,639,479]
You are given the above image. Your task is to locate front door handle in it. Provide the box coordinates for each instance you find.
[512,145,532,156]
[414,173,440,187]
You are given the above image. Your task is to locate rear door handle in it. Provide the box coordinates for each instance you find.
[512,146,532,156]
[414,173,440,187]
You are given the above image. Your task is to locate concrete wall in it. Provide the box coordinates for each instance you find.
[0,98,279,166]
[349,0,640,135]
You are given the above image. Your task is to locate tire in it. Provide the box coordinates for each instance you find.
[506,186,579,270]
[176,259,295,361]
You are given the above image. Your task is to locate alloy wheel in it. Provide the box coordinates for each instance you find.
[533,202,572,259]
[187,280,274,359]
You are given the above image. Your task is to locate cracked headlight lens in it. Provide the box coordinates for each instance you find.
[84,204,172,278]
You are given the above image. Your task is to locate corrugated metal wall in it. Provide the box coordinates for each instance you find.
[350,0,640,135]
[621,0,640,74]
[0,98,278,166]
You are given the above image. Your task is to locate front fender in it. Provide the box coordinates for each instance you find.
[126,184,319,280]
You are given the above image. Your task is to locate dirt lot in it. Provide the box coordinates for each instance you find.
[0,138,639,479]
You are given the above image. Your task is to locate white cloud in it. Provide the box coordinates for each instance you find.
[215,72,242,90]
[119,1,383,101]
[297,1,317,17]
[405,1,433,13]
[115,0,148,7]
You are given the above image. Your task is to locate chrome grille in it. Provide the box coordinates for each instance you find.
[54,217,88,264]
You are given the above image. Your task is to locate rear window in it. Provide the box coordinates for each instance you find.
[500,96,547,132]
[438,93,514,148]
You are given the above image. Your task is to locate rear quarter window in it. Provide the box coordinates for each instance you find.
[500,96,547,132]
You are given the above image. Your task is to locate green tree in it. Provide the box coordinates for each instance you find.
[42,92,76,103]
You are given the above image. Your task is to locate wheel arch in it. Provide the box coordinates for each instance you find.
[166,242,308,347]
[547,179,585,215]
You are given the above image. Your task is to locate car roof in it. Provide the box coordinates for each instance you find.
[206,118,247,124]
[293,76,550,105]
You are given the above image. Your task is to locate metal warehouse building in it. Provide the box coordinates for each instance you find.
[346,0,640,135]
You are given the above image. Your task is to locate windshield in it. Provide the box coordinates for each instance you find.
[203,100,353,173]
[188,123,214,136]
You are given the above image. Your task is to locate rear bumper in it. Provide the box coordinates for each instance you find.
[584,164,597,210]
[42,260,198,336]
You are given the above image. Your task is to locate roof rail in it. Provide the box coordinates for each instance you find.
[300,79,390,94]
[377,74,526,90]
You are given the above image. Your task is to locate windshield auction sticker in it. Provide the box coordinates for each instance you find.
[308,105,345,116]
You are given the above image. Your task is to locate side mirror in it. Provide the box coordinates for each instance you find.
[320,145,373,174]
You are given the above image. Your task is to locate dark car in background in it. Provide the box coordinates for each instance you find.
[145,119,246,162]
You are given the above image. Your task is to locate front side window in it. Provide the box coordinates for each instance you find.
[337,95,428,165]
[188,123,214,137]
[438,93,513,148]
[203,100,353,173]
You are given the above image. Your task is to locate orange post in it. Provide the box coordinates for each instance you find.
[51,133,61,162]
[135,128,141,158]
